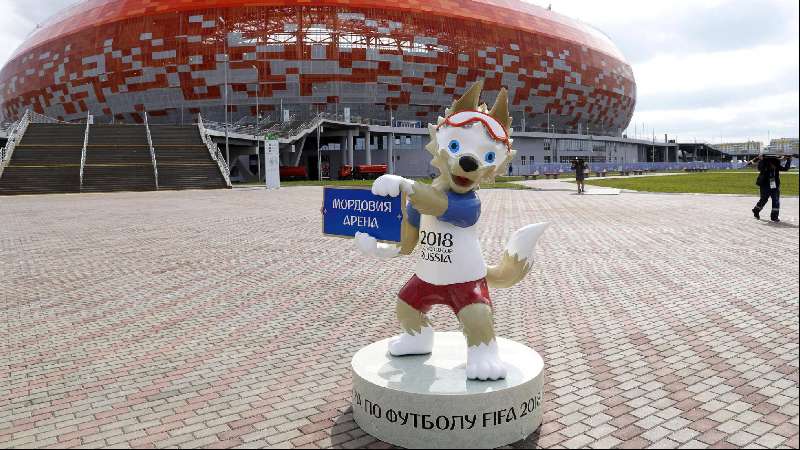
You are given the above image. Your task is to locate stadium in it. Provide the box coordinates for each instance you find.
[0,0,688,193]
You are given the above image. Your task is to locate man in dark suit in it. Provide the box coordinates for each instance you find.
[748,154,792,222]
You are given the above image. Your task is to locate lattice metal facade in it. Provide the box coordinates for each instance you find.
[0,0,636,134]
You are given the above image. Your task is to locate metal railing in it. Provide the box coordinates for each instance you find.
[197,114,232,188]
[284,114,327,140]
[199,112,361,142]
[0,121,18,135]
[79,112,91,190]
[29,111,72,124]
[144,112,159,190]
[200,111,416,144]
[198,113,630,140]
[0,110,32,179]
[202,114,293,138]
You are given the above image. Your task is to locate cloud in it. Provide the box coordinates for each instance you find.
[632,91,799,143]
[0,0,797,145]
[634,42,799,98]
[0,0,79,66]
[532,0,799,144]
[543,0,798,64]
[635,69,799,112]
[625,24,799,144]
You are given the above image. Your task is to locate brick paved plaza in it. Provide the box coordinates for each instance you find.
[2,187,798,449]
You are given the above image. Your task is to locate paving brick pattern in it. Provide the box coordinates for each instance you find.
[1,187,798,449]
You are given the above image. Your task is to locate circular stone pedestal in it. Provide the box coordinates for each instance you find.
[351,332,545,449]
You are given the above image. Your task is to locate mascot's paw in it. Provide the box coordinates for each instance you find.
[466,340,507,381]
[354,232,400,259]
[372,175,413,197]
[388,326,434,356]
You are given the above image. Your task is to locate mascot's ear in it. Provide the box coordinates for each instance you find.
[449,80,484,115]
[425,124,440,156]
[489,87,513,131]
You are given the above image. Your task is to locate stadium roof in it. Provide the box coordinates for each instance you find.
[12,0,626,62]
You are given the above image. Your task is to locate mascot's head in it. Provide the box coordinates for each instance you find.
[427,80,516,194]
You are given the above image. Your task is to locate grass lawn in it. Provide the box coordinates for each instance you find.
[584,171,799,196]
[239,177,534,190]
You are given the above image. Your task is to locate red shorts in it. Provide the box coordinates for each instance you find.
[398,275,492,315]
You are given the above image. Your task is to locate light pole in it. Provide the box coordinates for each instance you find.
[651,129,655,163]
[220,16,230,168]
[251,64,260,129]
[317,124,323,181]
[389,110,395,174]
[251,64,261,181]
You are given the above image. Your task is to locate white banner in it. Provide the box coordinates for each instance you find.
[265,139,280,190]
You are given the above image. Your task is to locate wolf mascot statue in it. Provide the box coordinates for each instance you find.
[355,80,548,381]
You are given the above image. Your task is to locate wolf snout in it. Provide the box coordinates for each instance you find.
[459,155,479,172]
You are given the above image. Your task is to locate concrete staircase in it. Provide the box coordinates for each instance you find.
[0,123,83,195]
[0,122,228,195]
[82,125,156,193]
[150,125,227,190]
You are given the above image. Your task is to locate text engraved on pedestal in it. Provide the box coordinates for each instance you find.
[352,389,542,431]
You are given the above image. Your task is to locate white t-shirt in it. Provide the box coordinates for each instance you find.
[408,191,486,285]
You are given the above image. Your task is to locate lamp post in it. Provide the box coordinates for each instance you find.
[251,64,261,182]
[220,16,230,168]
[251,64,260,129]
[317,124,323,181]
[389,110,395,174]
[651,129,655,163]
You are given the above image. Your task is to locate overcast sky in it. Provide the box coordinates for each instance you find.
[0,0,797,144]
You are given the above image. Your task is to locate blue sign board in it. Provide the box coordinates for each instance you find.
[323,187,406,243]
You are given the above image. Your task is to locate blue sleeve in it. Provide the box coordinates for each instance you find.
[406,201,421,228]
[438,191,481,228]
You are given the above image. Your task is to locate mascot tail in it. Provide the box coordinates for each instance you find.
[486,223,549,288]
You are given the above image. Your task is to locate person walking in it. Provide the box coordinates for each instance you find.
[572,157,589,194]
[748,154,792,222]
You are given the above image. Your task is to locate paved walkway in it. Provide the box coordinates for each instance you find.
[517,172,690,193]
[1,188,798,449]
[519,178,622,195]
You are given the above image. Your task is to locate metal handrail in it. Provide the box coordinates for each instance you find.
[143,112,159,190]
[197,114,214,160]
[79,112,91,190]
[211,141,231,188]
[1,121,16,168]
[202,113,302,140]
[29,111,72,125]
[197,114,232,188]
[1,110,32,179]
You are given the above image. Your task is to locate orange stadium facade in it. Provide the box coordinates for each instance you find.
[0,0,636,134]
